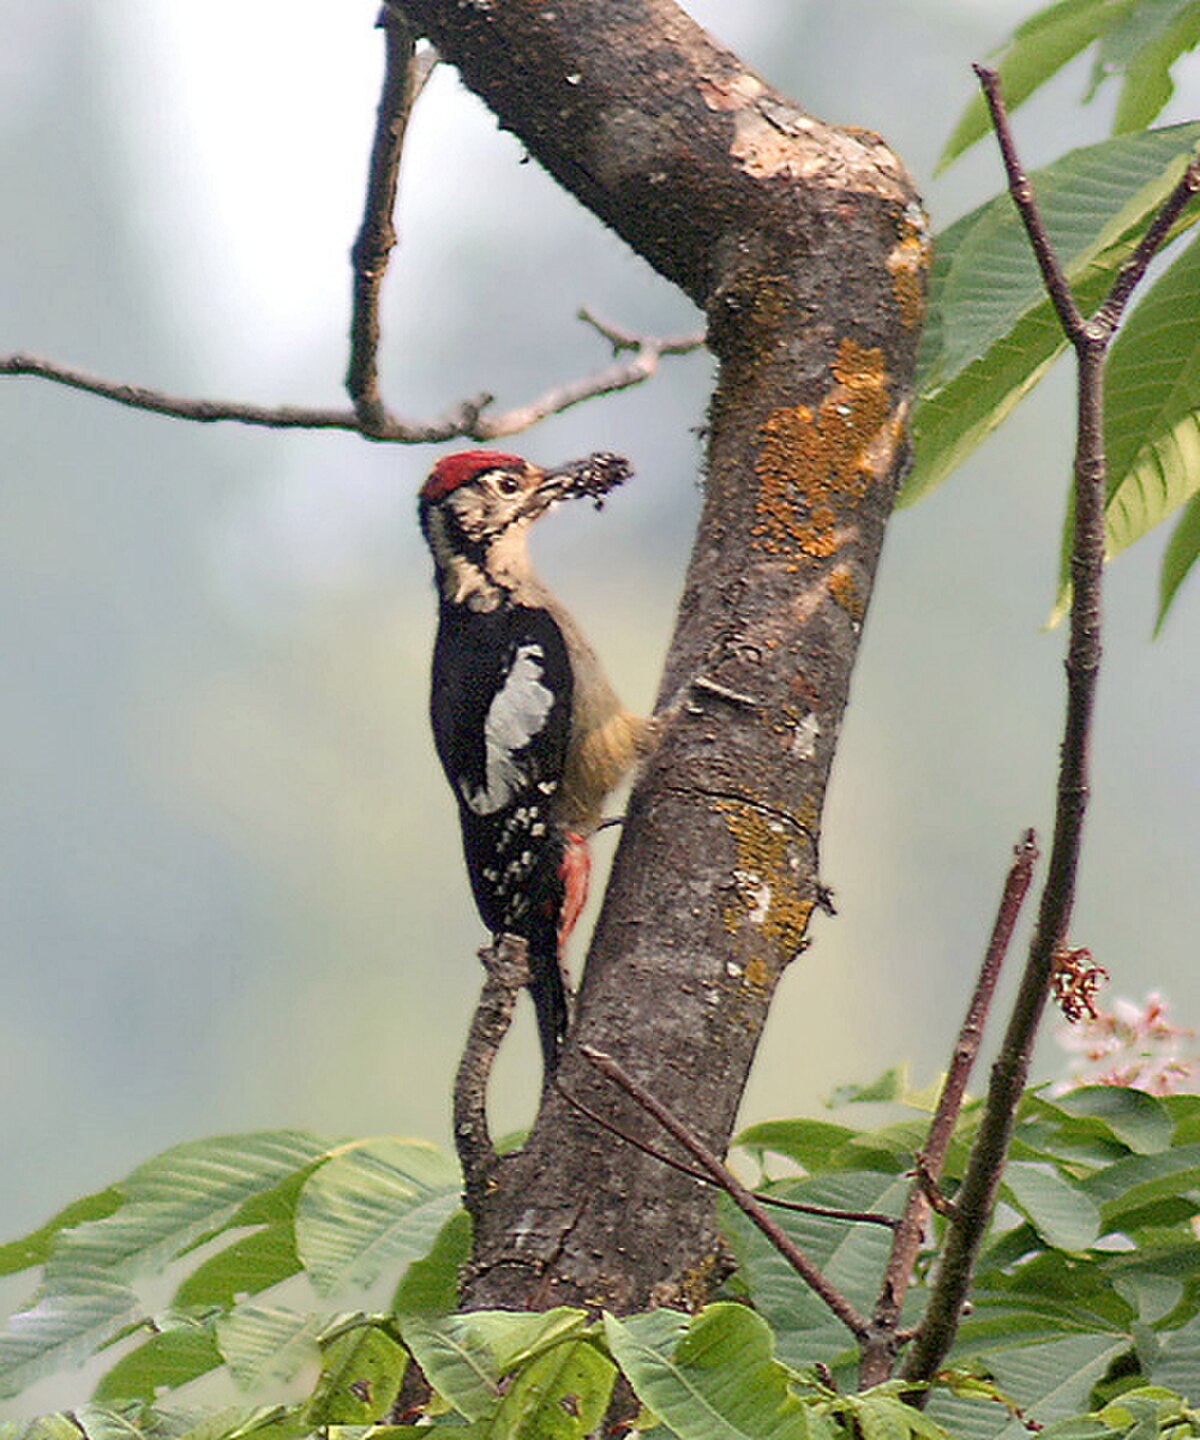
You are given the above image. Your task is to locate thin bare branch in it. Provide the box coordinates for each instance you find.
[578,306,705,357]
[901,67,1177,1393]
[346,8,421,431]
[454,935,530,1206]
[973,65,1086,342]
[580,1045,874,1340]
[1095,153,1200,334]
[860,830,1039,1387]
[558,1080,898,1228]
[1,320,702,443]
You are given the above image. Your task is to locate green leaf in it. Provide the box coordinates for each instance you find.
[1158,490,1200,630]
[1082,1142,1200,1226]
[295,1138,460,1297]
[721,1174,903,1369]
[391,1208,471,1318]
[0,1189,123,1279]
[1103,228,1200,555]
[215,1305,327,1391]
[303,1324,408,1426]
[928,1334,1131,1440]
[1049,1088,1173,1155]
[828,1066,910,1106]
[1002,1162,1101,1251]
[490,1339,616,1438]
[734,1120,857,1172]
[0,1270,141,1399]
[1111,2,1200,131]
[939,0,1123,171]
[907,126,1200,507]
[398,1310,589,1423]
[47,1132,332,1284]
[94,1311,224,1402]
[604,1305,817,1440]
[1149,1310,1200,1397]
[173,1219,302,1311]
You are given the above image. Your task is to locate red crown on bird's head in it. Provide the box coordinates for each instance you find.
[420,451,529,504]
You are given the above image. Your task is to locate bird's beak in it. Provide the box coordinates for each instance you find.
[524,452,634,517]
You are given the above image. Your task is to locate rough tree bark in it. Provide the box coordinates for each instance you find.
[394,0,928,1310]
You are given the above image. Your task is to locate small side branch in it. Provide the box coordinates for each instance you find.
[859,830,1038,1388]
[580,1045,873,1340]
[559,1081,897,1228]
[454,935,530,1206]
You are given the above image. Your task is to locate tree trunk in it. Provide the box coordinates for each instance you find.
[396,0,928,1311]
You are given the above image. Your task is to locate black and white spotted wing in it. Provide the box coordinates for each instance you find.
[429,602,573,943]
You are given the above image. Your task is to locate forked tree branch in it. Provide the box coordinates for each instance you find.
[901,69,1200,1391]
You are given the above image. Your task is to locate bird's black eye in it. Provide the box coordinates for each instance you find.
[495,473,522,496]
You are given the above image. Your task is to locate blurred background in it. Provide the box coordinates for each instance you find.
[3,0,1200,1305]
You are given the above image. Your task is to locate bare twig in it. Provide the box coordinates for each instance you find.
[580,1045,875,1340]
[579,306,705,357]
[346,9,423,431]
[1,306,704,443]
[454,935,530,1206]
[901,69,1191,1392]
[859,830,1038,1388]
[558,1080,898,1228]
[0,326,702,443]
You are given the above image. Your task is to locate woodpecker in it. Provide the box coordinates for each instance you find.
[419,449,645,1077]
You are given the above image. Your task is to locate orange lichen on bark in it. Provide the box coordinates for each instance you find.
[887,210,933,329]
[717,799,815,962]
[828,562,862,619]
[753,338,892,561]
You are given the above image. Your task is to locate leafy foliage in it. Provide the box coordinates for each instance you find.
[2,1086,1199,1437]
[906,0,1200,628]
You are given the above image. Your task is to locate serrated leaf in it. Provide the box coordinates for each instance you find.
[391,1208,471,1318]
[65,1408,154,1440]
[303,1324,408,1426]
[604,1305,816,1440]
[1058,226,1200,609]
[1157,489,1200,629]
[1099,228,1200,566]
[1003,1162,1101,1251]
[490,1338,616,1438]
[94,1311,224,1402]
[939,130,1200,379]
[939,0,1122,170]
[0,1270,141,1399]
[908,127,1200,507]
[295,1139,459,1297]
[47,1132,331,1284]
[215,1305,326,1391]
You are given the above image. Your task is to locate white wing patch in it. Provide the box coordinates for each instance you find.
[460,642,555,816]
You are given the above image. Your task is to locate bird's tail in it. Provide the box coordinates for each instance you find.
[529,954,570,1079]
